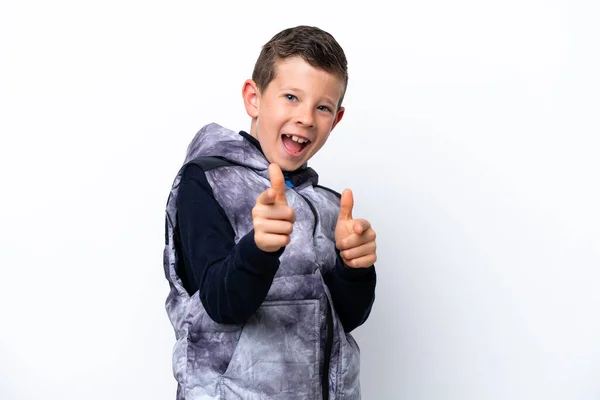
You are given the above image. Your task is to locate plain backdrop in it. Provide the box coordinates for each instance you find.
[1,1,599,399]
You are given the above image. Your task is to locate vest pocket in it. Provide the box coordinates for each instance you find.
[219,299,321,399]
[185,328,242,396]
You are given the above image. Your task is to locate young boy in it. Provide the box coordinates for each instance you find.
[163,25,377,400]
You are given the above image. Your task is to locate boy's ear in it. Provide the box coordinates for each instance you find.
[242,79,260,118]
[331,106,345,131]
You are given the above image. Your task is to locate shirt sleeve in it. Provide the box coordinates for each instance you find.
[176,163,283,325]
[324,252,377,333]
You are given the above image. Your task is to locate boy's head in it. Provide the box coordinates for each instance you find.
[242,25,348,172]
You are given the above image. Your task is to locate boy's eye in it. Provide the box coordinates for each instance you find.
[285,94,298,101]
[317,105,332,113]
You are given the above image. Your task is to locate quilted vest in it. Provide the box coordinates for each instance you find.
[163,123,361,399]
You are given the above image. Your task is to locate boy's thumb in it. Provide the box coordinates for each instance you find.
[268,163,287,204]
[338,189,354,221]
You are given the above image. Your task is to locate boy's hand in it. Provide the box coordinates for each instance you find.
[252,163,296,253]
[335,189,377,268]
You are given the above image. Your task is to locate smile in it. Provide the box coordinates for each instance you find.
[281,134,311,156]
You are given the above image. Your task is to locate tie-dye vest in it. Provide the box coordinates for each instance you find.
[163,123,361,399]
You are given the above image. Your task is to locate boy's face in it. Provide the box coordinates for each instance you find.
[243,56,345,172]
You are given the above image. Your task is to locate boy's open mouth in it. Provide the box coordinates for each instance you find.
[282,134,311,155]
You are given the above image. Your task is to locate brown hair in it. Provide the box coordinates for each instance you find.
[252,25,349,108]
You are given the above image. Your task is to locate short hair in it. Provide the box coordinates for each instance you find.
[252,25,348,108]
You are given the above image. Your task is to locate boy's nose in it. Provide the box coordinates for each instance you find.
[295,107,314,128]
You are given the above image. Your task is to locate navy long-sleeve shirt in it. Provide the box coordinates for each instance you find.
[175,132,376,332]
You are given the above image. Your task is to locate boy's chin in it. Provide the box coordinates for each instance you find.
[280,162,302,172]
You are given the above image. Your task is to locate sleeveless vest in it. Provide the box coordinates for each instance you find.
[163,123,361,399]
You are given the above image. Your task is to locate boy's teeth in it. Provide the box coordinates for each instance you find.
[289,135,308,144]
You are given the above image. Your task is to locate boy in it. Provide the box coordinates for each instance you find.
[163,25,377,400]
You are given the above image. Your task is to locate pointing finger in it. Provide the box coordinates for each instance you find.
[352,219,371,235]
[256,188,276,205]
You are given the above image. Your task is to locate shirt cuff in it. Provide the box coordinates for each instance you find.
[234,230,285,275]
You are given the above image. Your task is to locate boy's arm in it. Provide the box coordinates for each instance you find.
[176,164,283,325]
[324,255,376,332]
[326,187,378,332]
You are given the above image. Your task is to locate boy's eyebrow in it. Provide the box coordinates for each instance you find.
[282,87,306,94]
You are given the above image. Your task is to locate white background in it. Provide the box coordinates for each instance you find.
[1,1,599,399]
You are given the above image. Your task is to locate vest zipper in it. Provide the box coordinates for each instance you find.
[299,193,319,237]
[322,295,334,400]
[298,193,333,400]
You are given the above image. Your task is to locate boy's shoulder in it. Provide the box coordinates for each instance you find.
[312,184,343,214]
[314,184,341,199]
[184,156,239,172]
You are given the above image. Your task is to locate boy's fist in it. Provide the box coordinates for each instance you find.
[335,189,377,268]
[252,163,296,253]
